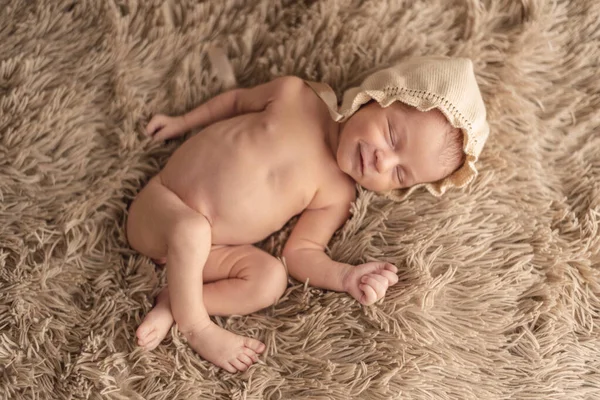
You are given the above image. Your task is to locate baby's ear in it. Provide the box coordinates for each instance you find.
[207,46,237,90]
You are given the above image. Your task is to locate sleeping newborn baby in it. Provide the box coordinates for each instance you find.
[126,56,489,373]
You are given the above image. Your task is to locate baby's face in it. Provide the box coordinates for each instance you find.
[336,102,450,192]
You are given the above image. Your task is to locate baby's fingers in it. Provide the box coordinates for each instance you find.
[378,269,399,286]
[359,283,378,305]
[146,115,167,136]
[383,263,398,273]
[361,275,388,300]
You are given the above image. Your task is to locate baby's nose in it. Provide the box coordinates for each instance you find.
[375,149,397,173]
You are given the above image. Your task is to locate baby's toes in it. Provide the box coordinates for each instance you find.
[136,324,150,339]
[139,334,157,348]
[238,353,255,368]
[223,362,237,374]
[143,337,161,351]
[136,327,155,346]
[243,347,259,363]
[152,257,167,265]
[230,358,249,372]
[243,337,266,354]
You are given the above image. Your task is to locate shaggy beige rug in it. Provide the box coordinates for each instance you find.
[1,0,599,399]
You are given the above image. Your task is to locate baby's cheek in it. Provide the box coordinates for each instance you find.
[342,134,359,164]
[361,177,391,193]
[335,144,349,172]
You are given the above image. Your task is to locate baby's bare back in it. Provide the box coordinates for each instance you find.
[159,108,333,245]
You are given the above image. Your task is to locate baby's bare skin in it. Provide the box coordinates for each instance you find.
[160,84,344,245]
[127,76,449,372]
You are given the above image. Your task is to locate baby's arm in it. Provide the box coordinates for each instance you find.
[146,76,304,141]
[282,185,398,305]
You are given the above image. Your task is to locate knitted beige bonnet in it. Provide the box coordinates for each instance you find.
[305,56,489,200]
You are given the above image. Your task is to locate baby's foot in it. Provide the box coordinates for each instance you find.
[152,257,167,265]
[136,290,174,350]
[183,321,265,373]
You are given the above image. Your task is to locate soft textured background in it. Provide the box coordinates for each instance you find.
[1,0,599,399]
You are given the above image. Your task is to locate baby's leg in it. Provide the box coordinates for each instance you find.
[127,178,265,372]
[137,245,288,355]
[203,245,289,315]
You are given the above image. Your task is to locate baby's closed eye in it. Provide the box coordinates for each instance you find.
[395,166,404,185]
[387,120,395,147]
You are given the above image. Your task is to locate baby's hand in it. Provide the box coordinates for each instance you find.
[145,114,187,141]
[342,262,399,306]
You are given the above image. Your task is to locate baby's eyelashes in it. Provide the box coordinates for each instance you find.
[395,166,403,185]
[387,121,395,147]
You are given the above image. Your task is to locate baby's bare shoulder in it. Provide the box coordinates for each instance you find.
[312,171,356,210]
[270,75,306,93]
[264,76,317,108]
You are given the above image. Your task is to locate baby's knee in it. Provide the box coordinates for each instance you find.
[255,258,288,306]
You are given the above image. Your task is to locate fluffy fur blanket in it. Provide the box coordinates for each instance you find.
[1,1,598,399]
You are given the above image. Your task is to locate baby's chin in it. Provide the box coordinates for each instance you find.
[337,158,379,191]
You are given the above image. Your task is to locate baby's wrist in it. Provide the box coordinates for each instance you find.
[339,263,353,293]
[180,114,190,130]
